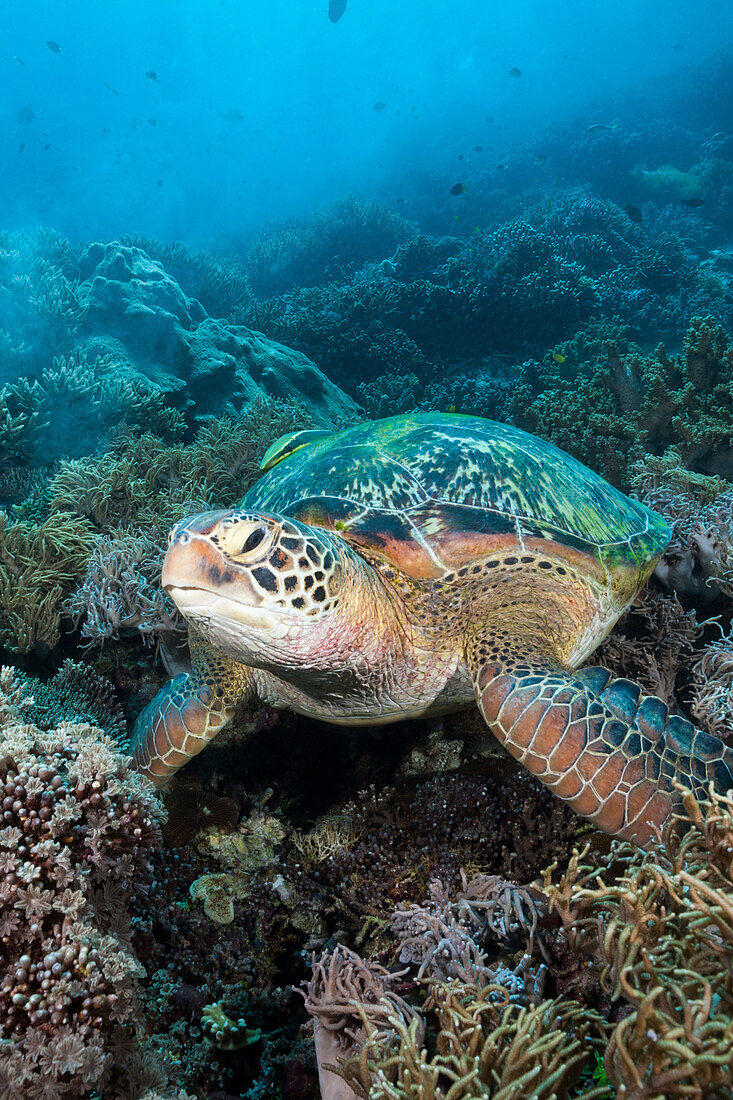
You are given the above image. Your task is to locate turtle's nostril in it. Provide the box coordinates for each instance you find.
[175,530,191,546]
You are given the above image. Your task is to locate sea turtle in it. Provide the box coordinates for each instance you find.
[131,413,733,846]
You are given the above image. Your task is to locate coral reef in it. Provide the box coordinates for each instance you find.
[4,56,733,1098]
[590,589,701,706]
[544,787,733,1098]
[243,194,731,413]
[0,667,165,1099]
[244,196,417,297]
[514,314,733,488]
[690,630,733,742]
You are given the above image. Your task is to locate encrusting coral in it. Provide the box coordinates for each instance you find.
[0,666,165,1099]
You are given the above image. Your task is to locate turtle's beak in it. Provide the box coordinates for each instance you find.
[162,512,264,608]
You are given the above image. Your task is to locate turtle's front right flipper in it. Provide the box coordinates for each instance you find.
[131,634,255,786]
[467,623,733,847]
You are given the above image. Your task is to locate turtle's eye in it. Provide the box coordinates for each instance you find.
[235,525,269,557]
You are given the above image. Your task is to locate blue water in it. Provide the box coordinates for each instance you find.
[2,0,731,241]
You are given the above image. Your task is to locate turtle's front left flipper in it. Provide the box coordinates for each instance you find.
[466,627,733,847]
[131,633,256,786]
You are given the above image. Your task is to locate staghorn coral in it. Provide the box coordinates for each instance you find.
[291,814,364,865]
[543,787,733,1099]
[0,667,165,1098]
[0,229,83,384]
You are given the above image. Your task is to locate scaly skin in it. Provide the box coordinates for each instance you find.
[133,631,254,785]
[129,414,733,846]
[466,610,733,846]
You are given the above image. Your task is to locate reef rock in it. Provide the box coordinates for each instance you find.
[75,241,359,424]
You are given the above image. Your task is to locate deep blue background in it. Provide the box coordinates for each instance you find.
[1,0,731,241]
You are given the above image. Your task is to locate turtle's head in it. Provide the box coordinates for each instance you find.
[162,509,370,670]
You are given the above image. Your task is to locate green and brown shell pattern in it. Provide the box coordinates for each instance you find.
[244,414,670,585]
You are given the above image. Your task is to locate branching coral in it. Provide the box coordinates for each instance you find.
[201,1001,261,1050]
[0,668,164,1098]
[0,350,185,467]
[244,196,416,297]
[393,871,549,979]
[0,229,83,381]
[18,659,128,746]
[327,975,607,1100]
[543,787,733,1099]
